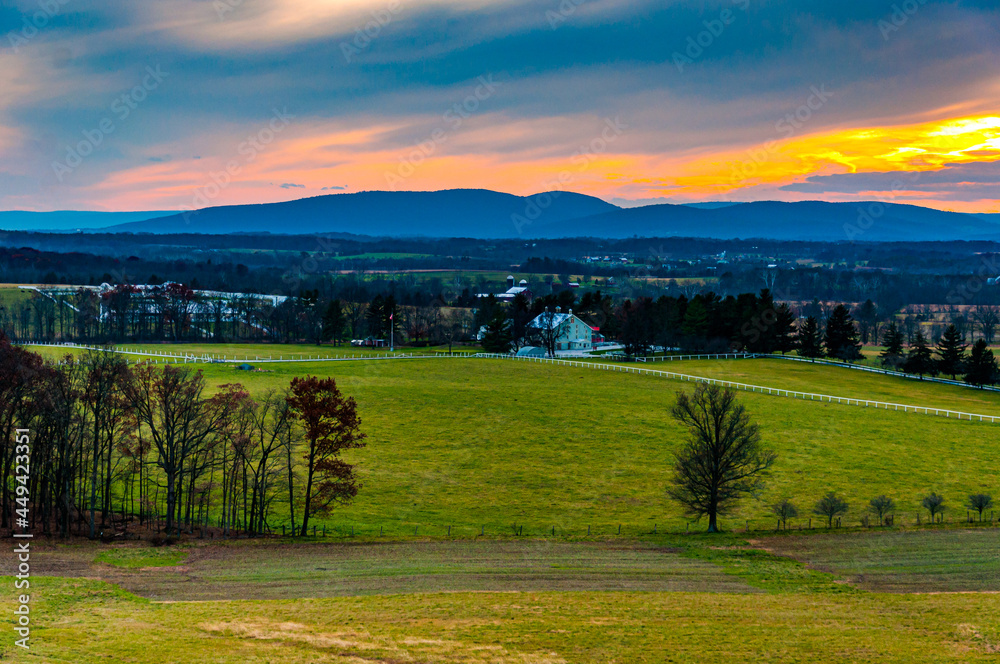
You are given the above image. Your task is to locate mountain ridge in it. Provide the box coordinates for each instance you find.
[2,190,997,241]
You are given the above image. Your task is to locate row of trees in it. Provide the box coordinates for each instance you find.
[2,286,478,349]
[664,383,995,533]
[0,337,366,538]
[879,323,1000,385]
[772,491,994,528]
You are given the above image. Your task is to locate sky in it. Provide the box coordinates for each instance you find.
[1,0,998,213]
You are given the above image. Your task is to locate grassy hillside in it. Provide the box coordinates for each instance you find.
[6,349,1000,663]
[186,356,1000,533]
[17,348,1000,532]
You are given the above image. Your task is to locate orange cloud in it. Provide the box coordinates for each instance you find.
[659,114,1000,207]
[75,112,1000,215]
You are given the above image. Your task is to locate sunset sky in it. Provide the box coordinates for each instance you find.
[1,0,998,213]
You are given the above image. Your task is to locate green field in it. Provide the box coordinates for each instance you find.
[7,346,1000,662]
[19,349,1000,532]
[186,355,999,533]
[7,538,1000,663]
[7,528,1000,662]
[673,357,1000,416]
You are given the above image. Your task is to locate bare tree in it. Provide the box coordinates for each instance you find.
[667,385,776,533]
[770,498,798,529]
[813,492,848,528]
[922,492,945,522]
[972,305,999,343]
[968,493,993,521]
[868,495,895,525]
[125,365,222,535]
[529,309,561,358]
[81,347,130,538]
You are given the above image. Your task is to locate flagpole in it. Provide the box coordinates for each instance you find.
[390,312,394,352]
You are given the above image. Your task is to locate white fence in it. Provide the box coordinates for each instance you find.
[756,353,1000,393]
[474,353,1000,423]
[20,342,466,364]
[637,352,753,363]
[19,342,1000,423]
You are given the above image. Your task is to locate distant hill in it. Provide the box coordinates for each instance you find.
[0,210,175,232]
[542,200,1000,241]
[682,202,741,210]
[106,189,619,238]
[7,192,999,241]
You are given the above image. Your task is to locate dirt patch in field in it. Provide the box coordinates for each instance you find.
[199,617,568,663]
[751,528,1000,593]
[26,539,758,601]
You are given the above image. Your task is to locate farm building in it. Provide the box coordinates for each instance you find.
[527,308,598,351]
[476,275,533,302]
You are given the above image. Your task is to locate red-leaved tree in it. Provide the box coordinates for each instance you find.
[286,376,366,536]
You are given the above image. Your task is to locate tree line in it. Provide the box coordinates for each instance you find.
[771,490,994,529]
[0,337,366,539]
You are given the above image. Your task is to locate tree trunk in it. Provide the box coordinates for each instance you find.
[89,414,100,539]
[300,439,316,537]
[164,472,175,535]
[286,440,295,535]
[707,511,718,533]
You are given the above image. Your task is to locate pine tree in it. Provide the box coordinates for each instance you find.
[824,305,863,362]
[797,316,824,358]
[964,339,999,387]
[480,310,512,354]
[322,299,345,345]
[879,322,905,369]
[681,298,709,339]
[366,295,385,339]
[935,324,967,379]
[773,303,798,355]
[903,331,937,379]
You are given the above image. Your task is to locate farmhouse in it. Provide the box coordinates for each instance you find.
[528,308,597,351]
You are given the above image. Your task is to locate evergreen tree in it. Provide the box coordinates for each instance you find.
[321,299,345,345]
[824,305,863,361]
[964,339,999,387]
[903,331,937,379]
[366,295,385,338]
[480,310,512,354]
[935,323,967,379]
[772,303,798,355]
[681,298,709,339]
[797,316,824,358]
[879,322,905,369]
